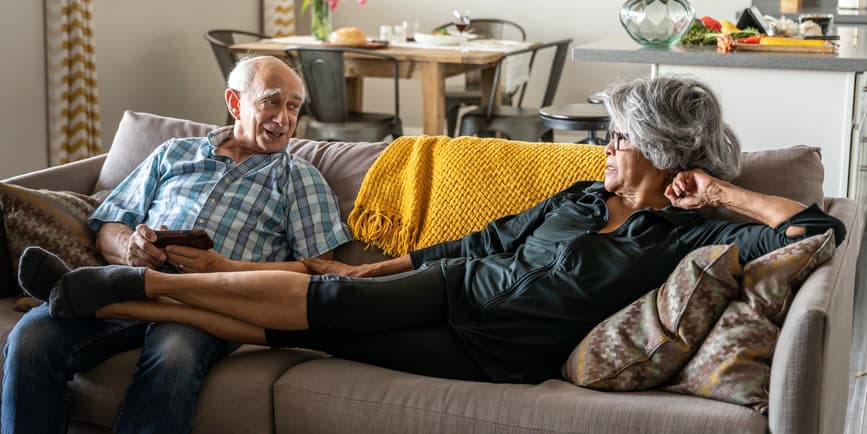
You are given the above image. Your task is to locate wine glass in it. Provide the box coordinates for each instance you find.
[453,10,471,52]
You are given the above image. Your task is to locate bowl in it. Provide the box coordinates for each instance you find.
[620,0,696,47]
[413,32,462,45]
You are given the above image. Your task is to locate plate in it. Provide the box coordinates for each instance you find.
[413,32,462,45]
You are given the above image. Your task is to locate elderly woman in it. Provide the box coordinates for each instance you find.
[17,76,845,384]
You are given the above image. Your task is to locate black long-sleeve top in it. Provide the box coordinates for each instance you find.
[409,181,846,383]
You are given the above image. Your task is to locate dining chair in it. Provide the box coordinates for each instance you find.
[284,46,402,142]
[205,29,272,125]
[458,39,573,142]
[431,19,527,137]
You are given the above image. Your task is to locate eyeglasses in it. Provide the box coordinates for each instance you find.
[607,129,630,152]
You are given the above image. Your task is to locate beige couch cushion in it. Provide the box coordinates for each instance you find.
[94,111,217,192]
[705,145,824,222]
[66,345,324,433]
[272,357,768,434]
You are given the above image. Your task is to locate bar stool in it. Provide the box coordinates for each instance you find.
[538,103,610,145]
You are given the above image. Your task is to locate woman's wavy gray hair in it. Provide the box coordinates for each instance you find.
[602,75,741,181]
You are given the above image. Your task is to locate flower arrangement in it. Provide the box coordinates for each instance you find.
[303,0,367,41]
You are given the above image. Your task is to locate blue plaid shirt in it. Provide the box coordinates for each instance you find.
[88,127,351,262]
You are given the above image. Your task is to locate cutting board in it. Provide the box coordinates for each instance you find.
[733,42,837,54]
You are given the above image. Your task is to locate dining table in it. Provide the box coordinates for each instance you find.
[230,35,534,136]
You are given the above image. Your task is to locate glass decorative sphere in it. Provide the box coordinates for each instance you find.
[620,0,696,47]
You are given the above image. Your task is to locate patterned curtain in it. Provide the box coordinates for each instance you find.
[263,0,296,37]
[45,0,102,166]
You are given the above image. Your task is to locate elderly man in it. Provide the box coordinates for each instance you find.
[2,56,351,434]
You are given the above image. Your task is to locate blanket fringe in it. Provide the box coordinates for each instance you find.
[348,204,418,257]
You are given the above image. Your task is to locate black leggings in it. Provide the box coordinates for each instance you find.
[264,266,488,381]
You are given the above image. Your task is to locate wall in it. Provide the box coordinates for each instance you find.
[0,0,47,179]
[92,0,260,147]
[1,1,749,179]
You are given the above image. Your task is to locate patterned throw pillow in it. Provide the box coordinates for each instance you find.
[0,183,108,310]
[562,244,742,390]
[663,230,836,414]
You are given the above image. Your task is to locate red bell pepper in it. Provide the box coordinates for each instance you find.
[699,16,722,32]
[736,35,763,44]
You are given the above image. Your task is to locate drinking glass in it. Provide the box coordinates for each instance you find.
[454,11,471,52]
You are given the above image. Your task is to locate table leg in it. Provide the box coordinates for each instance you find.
[421,62,445,136]
[346,77,364,111]
[479,65,501,112]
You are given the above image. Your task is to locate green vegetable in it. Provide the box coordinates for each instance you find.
[434,28,450,35]
[680,19,760,45]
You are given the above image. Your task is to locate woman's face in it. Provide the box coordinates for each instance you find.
[603,129,665,194]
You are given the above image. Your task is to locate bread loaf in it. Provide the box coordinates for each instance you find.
[328,27,367,46]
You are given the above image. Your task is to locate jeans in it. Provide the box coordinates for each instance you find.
[2,304,239,434]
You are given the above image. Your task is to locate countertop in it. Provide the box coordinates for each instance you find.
[572,25,867,72]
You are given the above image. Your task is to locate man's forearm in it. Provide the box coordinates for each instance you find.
[95,223,133,264]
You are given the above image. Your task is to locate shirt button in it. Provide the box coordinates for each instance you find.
[208,199,216,206]
[198,218,206,225]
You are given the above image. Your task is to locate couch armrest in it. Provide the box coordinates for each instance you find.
[2,154,106,194]
[768,197,863,434]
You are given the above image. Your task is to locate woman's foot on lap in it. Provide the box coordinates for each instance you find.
[17,247,70,302]
[48,265,149,319]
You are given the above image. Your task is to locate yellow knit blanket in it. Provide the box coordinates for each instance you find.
[348,135,607,256]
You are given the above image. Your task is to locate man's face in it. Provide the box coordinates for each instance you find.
[232,62,304,154]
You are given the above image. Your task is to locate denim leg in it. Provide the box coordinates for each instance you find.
[1,304,147,434]
[113,322,239,434]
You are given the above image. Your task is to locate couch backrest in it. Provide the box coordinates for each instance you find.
[97,111,830,262]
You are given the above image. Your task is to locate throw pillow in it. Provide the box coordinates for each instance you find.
[663,230,836,414]
[562,244,742,390]
[0,183,108,310]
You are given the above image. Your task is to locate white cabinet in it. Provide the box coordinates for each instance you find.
[658,65,858,198]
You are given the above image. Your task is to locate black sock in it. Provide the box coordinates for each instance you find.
[48,265,148,319]
[17,247,71,302]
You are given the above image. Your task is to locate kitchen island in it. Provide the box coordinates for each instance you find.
[572,27,867,199]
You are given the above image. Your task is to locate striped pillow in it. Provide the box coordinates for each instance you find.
[0,182,107,310]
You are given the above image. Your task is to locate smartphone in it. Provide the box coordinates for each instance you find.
[153,229,215,250]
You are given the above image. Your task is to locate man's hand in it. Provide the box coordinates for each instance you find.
[665,169,726,209]
[165,245,229,273]
[300,257,373,277]
[123,224,169,268]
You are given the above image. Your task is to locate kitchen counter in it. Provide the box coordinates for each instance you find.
[571,28,867,199]
[571,25,867,72]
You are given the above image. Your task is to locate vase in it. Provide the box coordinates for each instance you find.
[310,0,332,42]
[620,0,695,47]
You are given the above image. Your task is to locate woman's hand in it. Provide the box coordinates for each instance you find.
[165,245,229,273]
[300,257,373,277]
[665,169,726,209]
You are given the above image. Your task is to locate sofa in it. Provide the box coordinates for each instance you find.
[0,110,862,434]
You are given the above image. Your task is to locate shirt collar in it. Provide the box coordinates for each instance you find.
[583,181,702,225]
[204,126,235,157]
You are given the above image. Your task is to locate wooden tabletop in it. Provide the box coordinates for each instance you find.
[230,41,508,65]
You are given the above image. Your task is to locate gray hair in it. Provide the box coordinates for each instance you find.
[602,75,741,181]
[226,55,303,95]
[226,55,260,92]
